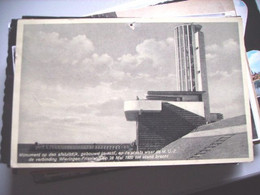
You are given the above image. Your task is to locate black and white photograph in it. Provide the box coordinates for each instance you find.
[11,18,253,168]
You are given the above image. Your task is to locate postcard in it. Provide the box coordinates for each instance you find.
[11,17,253,168]
[114,0,236,18]
[247,50,260,142]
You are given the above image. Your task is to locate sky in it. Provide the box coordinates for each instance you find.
[17,20,246,144]
[247,50,260,73]
[248,50,260,96]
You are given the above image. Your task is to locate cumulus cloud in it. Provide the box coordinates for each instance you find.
[206,38,240,74]
[204,38,246,118]
[208,69,245,118]
[223,38,239,51]
[206,39,238,54]
[23,31,109,88]
[122,38,175,76]
[111,37,176,90]
[206,43,219,52]
[88,98,124,117]
[19,30,176,143]
[23,31,175,90]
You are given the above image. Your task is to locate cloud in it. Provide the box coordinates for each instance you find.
[223,38,239,51]
[19,112,136,144]
[50,116,81,124]
[204,38,246,118]
[19,29,177,143]
[206,43,219,52]
[116,38,174,75]
[206,39,238,54]
[23,31,176,90]
[111,37,176,90]
[88,98,124,117]
[208,69,245,118]
[206,38,240,74]
[23,31,109,88]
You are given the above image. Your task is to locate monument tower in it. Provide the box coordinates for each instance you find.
[124,24,212,151]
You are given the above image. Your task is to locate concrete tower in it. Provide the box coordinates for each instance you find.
[174,24,210,122]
